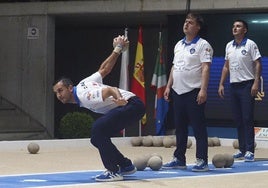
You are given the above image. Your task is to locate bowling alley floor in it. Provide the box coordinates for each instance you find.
[0,137,268,188]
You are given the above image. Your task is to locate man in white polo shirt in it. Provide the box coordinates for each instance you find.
[218,20,262,162]
[163,12,213,172]
[53,36,145,182]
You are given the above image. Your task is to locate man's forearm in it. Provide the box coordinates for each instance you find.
[98,52,120,78]
[201,62,210,91]
[254,59,262,81]
[102,87,122,101]
[166,66,174,89]
[219,61,229,86]
[98,35,129,78]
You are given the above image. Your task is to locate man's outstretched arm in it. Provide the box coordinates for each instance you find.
[98,35,129,78]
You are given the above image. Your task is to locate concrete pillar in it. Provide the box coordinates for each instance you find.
[0,15,55,137]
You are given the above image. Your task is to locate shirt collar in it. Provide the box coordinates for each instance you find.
[182,36,200,45]
[72,86,81,106]
[233,37,247,47]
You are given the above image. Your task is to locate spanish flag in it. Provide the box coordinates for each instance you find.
[131,26,146,125]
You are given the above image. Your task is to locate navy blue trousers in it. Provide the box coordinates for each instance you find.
[230,80,255,154]
[172,89,208,163]
[90,96,145,172]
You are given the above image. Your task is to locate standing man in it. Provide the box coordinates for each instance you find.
[163,13,213,172]
[53,36,145,182]
[218,20,262,162]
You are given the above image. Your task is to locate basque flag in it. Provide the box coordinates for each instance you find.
[151,32,169,135]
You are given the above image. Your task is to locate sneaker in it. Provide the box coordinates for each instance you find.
[244,151,255,162]
[118,164,137,175]
[192,158,209,172]
[95,170,123,182]
[162,157,187,169]
[233,151,244,159]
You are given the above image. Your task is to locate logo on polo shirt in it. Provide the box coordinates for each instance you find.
[87,93,92,100]
[230,61,241,71]
[205,48,212,60]
[174,61,190,72]
[80,81,88,89]
[87,91,100,101]
[190,48,195,54]
[241,49,247,55]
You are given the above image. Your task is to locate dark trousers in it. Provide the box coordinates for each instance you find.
[230,80,255,154]
[172,89,208,163]
[90,96,145,172]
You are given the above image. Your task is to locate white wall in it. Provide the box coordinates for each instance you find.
[0,0,267,138]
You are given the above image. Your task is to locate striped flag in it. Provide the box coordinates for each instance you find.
[119,28,130,137]
[131,26,146,125]
[151,32,169,135]
[119,28,129,90]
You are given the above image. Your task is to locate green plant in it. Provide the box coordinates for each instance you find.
[59,112,94,139]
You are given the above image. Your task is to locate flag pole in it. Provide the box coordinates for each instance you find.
[121,27,129,137]
[139,120,141,136]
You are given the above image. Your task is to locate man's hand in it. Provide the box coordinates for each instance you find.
[102,87,128,106]
[164,87,171,102]
[251,82,259,96]
[218,84,225,99]
[197,89,207,105]
[112,98,128,106]
[113,35,129,54]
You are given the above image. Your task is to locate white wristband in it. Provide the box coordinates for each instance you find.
[113,44,123,54]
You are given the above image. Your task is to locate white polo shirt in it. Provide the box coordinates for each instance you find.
[225,38,261,83]
[172,36,213,95]
[73,72,135,114]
